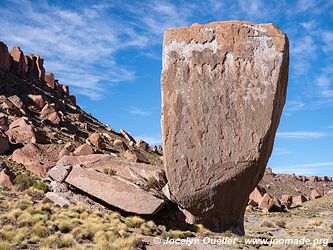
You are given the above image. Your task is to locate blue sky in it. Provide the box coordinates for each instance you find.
[0,0,332,176]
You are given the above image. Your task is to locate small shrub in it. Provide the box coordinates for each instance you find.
[309,220,323,227]
[42,235,62,248]
[161,230,194,239]
[60,234,76,248]
[260,221,275,228]
[14,175,36,191]
[32,223,49,238]
[124,216,145,228]
[103,168,117,176]
[330,223,333,230]
[275,221,286,228]
[0,241,12,250]
[57,221,73,233]
[32,182,49,192]
[194,224,211,235]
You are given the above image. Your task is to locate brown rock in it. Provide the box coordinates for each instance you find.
[69,95,76,105]
[292,195,307,205]
[87,133,105,150]
[161,21,289,233]
[113,139,128,150]
[27,94,47,110]
[48,163,72,182]
[120,129,136,143]
[40,104,61,124]
[65,165,165,214]
[0,168,14,188]
[6,117,44,144]
[249,186,267,204]
[310,189,323,199]
[28,54,45,81]
[62,85,69,95]
[10,47,26,75]
[258,193,282,212]
[123,149,149,164]
[0,130,9,154]
[136,139,149,151]
[73,144,94,156]
[11,143,62,176]
[0,42,11,71]
[59,148,71,158]
[58,154,166,188]
[309,176,318,183]
[45,73,56,89]
[281,195,292,208]
[64,142,76,152]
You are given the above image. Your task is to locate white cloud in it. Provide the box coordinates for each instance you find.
[296,0,317,12]
[277,131,328,139]
[128,107,150,116]
[284,100,306,115]
[135,134,162,145]
[273,162,333,175]
[322,31,333,53]
[273,148,291,155]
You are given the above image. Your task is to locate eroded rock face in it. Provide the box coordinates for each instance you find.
[0,42,10,71]
[161,21,289,234]
[10,47,26,75]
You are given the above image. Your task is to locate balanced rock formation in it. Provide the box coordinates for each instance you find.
[161,21,289,234]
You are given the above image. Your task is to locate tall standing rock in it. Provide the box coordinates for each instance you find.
[0,42,10,71]
[161,21,289,234]
[10,47,26,75]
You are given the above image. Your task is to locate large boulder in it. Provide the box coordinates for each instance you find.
[6,117,45,144]
[65,165,165,214]
[0,42,11,71]
[0,130,9,154]
[86,133,105,150]
[57,154,166,188]
[249,186,267,204]
[161,21,289,233]
[27,94,47,110]
[122,149,149,164]
[40,104,61,124]
[11,143,63,176]
[45,73,56,89]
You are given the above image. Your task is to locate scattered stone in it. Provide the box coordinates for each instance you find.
[48,163,72,182]
[27,94,47,110]
[40,104,61,124]
[65,165,165,214]
[136,139,149,151]
[292,195,307,205]
[249,186,267,204]
[86,132,105,150]
[123,149,149,163]
[113,139,128,150]
[73,144,94,156]
[11,143,62,176]
[45,192,72,207]
[311,189,323,199]
[161,21,289,232]
[120,129,136,143]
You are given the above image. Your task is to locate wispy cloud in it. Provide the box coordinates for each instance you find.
[273,162,333,175]
[274,148,291,155]
[128,107,150,116]
[277,131,328,139]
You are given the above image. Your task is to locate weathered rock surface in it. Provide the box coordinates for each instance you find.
[48,163,72,182]
[65,165,165,214]
[10,47,26,75]
[40,104,61,124]
[45,192,72,207]
[0,131,9,154]
[292,195,308,205]
[12,143,62,176]
[73,144,94,156]
[86,132,105,149]
[113,139,128,150]
[0,42,10,71]
[311,189,323,199]
[123,149,149,164]
[27,94,47,110]
[57,154,166,188]
[45,73,56,89]
[120,129,136,144]
[249,186,267,204]
[161,21,289,233]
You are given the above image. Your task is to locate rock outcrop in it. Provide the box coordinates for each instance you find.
[161,21,289,234]
[0,42,10,71]
[10,47,26,75]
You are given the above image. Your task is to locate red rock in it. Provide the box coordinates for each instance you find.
[65,165,165,214]
[11,143,63,176]
[328,189,333,194]
[281,195,292,208]
[86,133,105,150]
[62,85,69,95]
[120,129,136,143]
[113,139,128,150]
[29,54,45,81]
[6,117,45,144]
[10,47,26,75]
[73,144,94,156]
[136,139,149,151]
[59,148,70,158]
[58,154,166,188]
[27,94,47,110]
[0,168,14,188]
[258,193,282,212]
[310,189,323,199]
[0,42,10,71]
[292,195,307,205]
[249,186,267,204]
[0,130,9,154]
[40,104,61,124]
[248,199,258,207]
[45,73,56,89]
[123,149,149,163]
[309,176,318,183]
[8,95,24,110]
[161,21,289,232]
[0,113,9,131]
[64,142,76,152]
